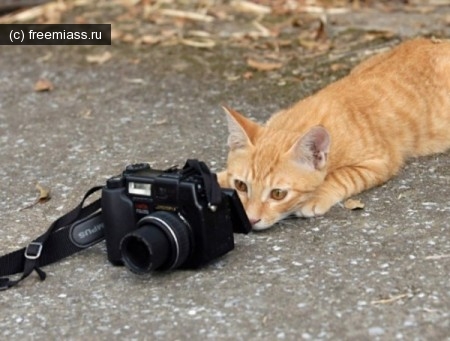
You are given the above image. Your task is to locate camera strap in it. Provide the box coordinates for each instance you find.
[0,160,223,291]
[182,159,222,207]
[0,185,104,291]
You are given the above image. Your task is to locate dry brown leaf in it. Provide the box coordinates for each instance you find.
[140,35,161,45]
[243,71,253,79]
[247,58,283,71]
[314,17,327,41]
[153,118,168,125]
[187,30,212,38]
[37,52,53,63]
[298,38,317,49]
[34,79,54,92]
[79,109,93,119]
[330,63,346,72]
[276,39,293,47]
[86,51,112,64]
[298,38,330,51]
[129,58,141,65]
[124,78,146,85]
[231,1,271,14]
[431,37,446,44]
[299,6,349,15]
[73,0,90,5]
[120,33,136,43]
[180,38,216,48]
[408,0,450,5]
[119,0,141,5]
[19,182,51,210]
[224,72,241,81]
[344,198,365,210]
[0,1,69,24]
[36,182,51,203]
[0,7,42,24]
[74,15,87,24]
[0,1,68,24]
[111,29,123,41]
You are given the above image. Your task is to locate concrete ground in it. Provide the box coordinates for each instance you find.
[1,3,449,340]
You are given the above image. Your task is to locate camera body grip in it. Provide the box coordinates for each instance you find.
[102,177,136,265]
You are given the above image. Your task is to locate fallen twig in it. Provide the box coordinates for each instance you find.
[180,38,216,48]
[371,293,409,305]
[158,8,214,22]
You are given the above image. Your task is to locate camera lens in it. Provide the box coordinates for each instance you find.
[120,211,191,273]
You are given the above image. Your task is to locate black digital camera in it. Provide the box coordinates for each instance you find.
[102,160,252,273]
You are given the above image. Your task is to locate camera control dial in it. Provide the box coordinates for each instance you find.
[126,163,151,173]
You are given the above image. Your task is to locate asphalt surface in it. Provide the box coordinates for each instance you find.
[1,5,450,341]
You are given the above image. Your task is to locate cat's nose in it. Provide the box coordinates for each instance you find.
[249,218,261,225]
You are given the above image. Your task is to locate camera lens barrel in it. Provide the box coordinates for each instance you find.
[120,211,191,273]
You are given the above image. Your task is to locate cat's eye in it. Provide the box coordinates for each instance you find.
[234,179,248,193]
[270,188,287,200]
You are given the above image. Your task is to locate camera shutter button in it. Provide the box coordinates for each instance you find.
[106,176,124,188]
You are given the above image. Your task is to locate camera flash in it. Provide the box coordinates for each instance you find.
[128,182,151,196]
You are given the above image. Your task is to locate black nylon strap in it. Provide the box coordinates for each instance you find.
[0,186,104,290]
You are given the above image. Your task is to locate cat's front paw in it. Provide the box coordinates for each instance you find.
[298,197,334,218]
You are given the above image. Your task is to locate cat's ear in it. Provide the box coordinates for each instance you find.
[288,126,330,170]
[222,105,259,150]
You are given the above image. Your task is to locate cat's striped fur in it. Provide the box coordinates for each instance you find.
[218,38,450,230]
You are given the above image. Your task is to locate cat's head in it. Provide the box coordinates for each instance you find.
[220,106,330,230]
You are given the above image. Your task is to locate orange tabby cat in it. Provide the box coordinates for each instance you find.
[218,38,450,230]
